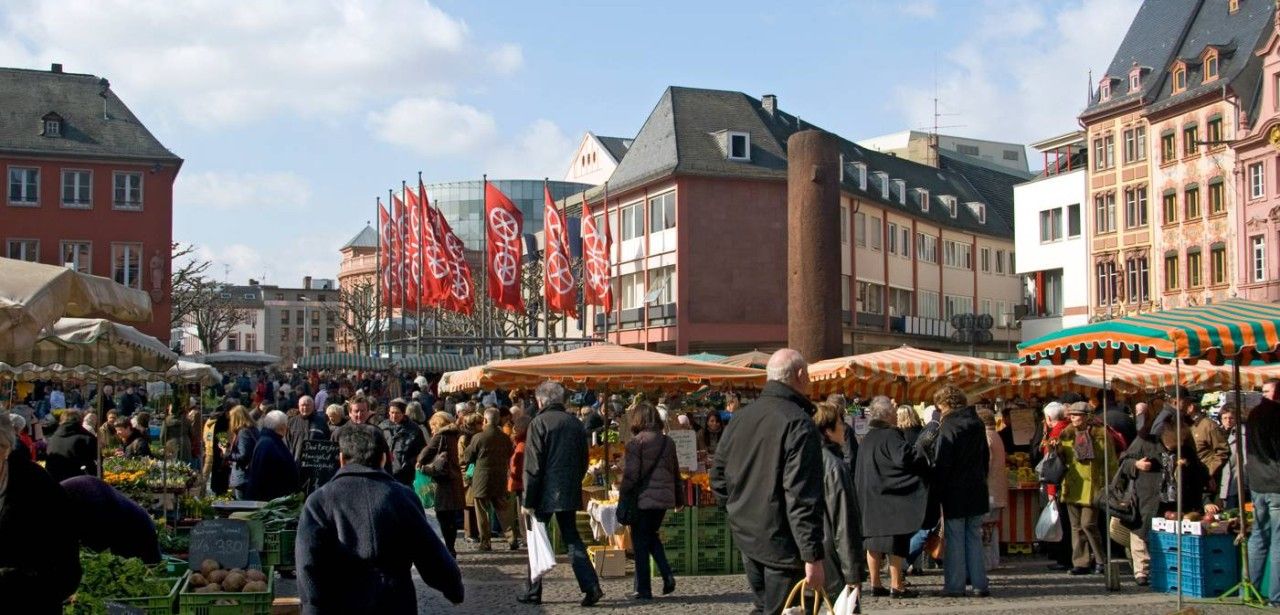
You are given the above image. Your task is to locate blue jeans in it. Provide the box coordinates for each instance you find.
[943,515,988,594]
[1249,492,1280,604]
[906,528,932,568]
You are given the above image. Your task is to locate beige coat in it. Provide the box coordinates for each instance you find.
[985,426,1008,509]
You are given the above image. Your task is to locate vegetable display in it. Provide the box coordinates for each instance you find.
[65,550,172,615]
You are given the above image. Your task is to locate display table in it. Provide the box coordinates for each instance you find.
[587,500,621,541]
[999,486,1040,547]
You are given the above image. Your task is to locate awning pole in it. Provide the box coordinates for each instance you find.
[1175,359,1183,612]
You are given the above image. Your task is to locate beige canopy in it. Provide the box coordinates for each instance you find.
[0,317,177,375]
[0,257,152,351]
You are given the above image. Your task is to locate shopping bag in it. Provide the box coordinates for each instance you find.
[830,585,859,615]
[781,580,833,615]
[527,516,557,583]
[413,468,437,509]
[1036,449,1066,485]
[1034,498,1063,542]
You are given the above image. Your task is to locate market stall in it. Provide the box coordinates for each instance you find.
[189,351,281,370]
[0,255,152,351]
[295,351,390,371]
[394,353,483,374]
[716,349,772,369]
[807,345,1076,400]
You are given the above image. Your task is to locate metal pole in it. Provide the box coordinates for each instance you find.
[394,188,407,360]
[375,198,382,357]
[482,175,489,360]
[1175,359,1183,612]
[543,178,551,355]
[602,183,612,345]
[1101,359,1112,589]
[417,173,425,357]
[434,198,442,355]
[1232,360,1259,602]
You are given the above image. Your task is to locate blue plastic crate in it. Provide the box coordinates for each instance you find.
[1149,532,1234,560]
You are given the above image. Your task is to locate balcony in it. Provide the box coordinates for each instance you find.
[339,254,378,278]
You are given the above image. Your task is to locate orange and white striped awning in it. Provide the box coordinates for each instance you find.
[807,346,1074,401]
[1069,360,1242,394]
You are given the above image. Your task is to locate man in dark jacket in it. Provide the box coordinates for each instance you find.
[297,423,462,614]
[921,385,990,597]
[520,381,602,607]
[45,410,97,481]
[380,399,425,486]
[712,349,826,615]
[61,475,161,563]
[247,410,300,501]
[1247,386,1280,605]
[463,407,515,551]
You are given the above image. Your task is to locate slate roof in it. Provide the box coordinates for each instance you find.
[0,66,181,162]
[1145,0,1273,116]
[595,135,632,163]
[1080,0,1201,119]
[602,86,1027,238]
[341,225,377,250]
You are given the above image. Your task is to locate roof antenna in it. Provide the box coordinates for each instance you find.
[1087,69,1093,105]
[98,78,111,120]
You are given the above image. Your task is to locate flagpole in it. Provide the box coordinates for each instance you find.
[482,174,490,360]
[543,177,551,354]
[391,188,403,360]
[403,180,417,358]
[433,198,442,355]
[603,182,611,345]
[416,172,425,357]
[560,187,569,348]
[374,197,382,357]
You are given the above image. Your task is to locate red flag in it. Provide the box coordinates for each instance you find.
[378,201,393,308]
[543,185,577,318]
[439,215,474,314]
[391,193,409,310]
[484,181,524,312]
[582,197,613,312]
[403,186,423,311]
[419,180,451,307]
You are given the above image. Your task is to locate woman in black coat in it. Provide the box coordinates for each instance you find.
[855,400,927,599]
[419,412,465,556]
[620,404,682,600]
[814,402,864,607]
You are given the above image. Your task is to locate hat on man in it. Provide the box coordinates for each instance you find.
[1066,402,1091,415]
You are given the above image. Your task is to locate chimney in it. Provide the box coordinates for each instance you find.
[761,94,777,116]
[303,276,312,289]
[50,63,63,74]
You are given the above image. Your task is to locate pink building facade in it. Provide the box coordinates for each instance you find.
[1236,19,1280,301]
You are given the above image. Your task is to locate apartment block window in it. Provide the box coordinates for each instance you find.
[840,206,849,244]
[1126,256,1149,304]
[869,216,882,250]
[1160,131,1176,163]
[1095,192,1116,233]
[1009,252,1015,273]
[1124,186,1148,228]
[1099,81,1111,101]
[281,311,290,325]
[980,247,991,272]
[245,333,257,353]
[1251,163,1266,200]
[841,274,851,311]
[889,288,912,316]
[854,212,867,246]
[919,291,940,319]
[916,234,937,263]
[944,294,973,319]
[1003,150,1020,161]
[943,241,972,269]
[61,170,91,208]
[887,222,897,254]
[112,172,143,210]
[1183,124,1199,157]
[727,132,750,160]
[1043,271,1064,316]
[1252,235,1267,282]
[956,144,979,156]
[311,312,320,325]
[1096,261,1118,306]
[1206,115,1223,145]
[1123,127,1148,163]
[1209,179,1225,214]
[1130,71,1142,91]
[1165,253,1180,290]
[8,167,38,205]
[310,328,320,342]
[648,265,675,305]
[1205,55,1219,81]
[111,243,143,289]
[1039,208,1063,242]
[1185,185,1201,219]
[7,239,37,262]
[1092,136,1115,170]
[279,330,289,342]
[1067,204,1082,237]
[1162,191,1178,224]
[326,328,335,342]
[648,191,675,232]
[60,241,90,273]
[899,227,910,257]
[225,334,239,352]
[995,249,1006,274]
[1188,248,1203,288]
[295,310,303,324]
[618,271,644,310]
[1211,245,1227,286]
[856,281,884,314]
[620,202,643,241]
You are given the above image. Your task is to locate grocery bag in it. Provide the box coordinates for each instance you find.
[831,585,859,615]
[527,516,557,582]
[413,468,437,509]
[1034,498,1062,542]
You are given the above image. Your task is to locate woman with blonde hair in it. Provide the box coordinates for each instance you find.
[226,406,258,500]
[897,405,925,445]
[420,410,465,556]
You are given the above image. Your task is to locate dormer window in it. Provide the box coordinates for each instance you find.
[967,202,987,224]
[941,195,958,218]
[1099,80,1111,101]
[41,112,62,137]
[916,188,930,211]
[1204,52,1219,81]
[852,162,867,190]
[1172,63,1187,93]
[1129,71,1141,91]
[873,171,889,199]
[727,131,750,161]
[1229,0,1239,12]
[892,179,906,204]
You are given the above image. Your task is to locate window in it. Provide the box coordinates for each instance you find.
[1209,180,1225,214]
[1123,127,1148,163]
[326,328,335,342]
[889,288,912,316]
[8,167,38,204]
[281,311,290,325]
[899,226,910,256]
[1067,204,1081,237]
[1096,261,1118,306]
[60,241,90,273]
[1099,80,1111,101]
[980,299,992,318]
[1043,271,1064,316]
[1130,71,1142,91]
[1185,186,1201,219]
[620,202,643,241]
[943,196,957,218]
[1160,132,1176,163]
[944,294,973,319]
[869,216,882,250]
[916,233,937,263]
[919,291,940,319]
[1126,256,1149,304]
[311,312,320,325]
[995,249,1006,274]
[841,274,850,311]
[727,132,750,160]
[1040,208,1063,242]
[854,212,866,247]
[917,189,930,211]
[1183,124,1199,156]
[111,243,142,289]
[112,172,143,210]
[1188,249,1203,287]
[1206,116,1223,145]
[1173,66,1187,92]
[1095,192,1116,233]
[326,311,335,324]
[43,118,60,137]
[856,281,884,314]
[245,333,257,353]
[280,330,289,342]
[1124,186,1148,228]
[61,170,91,207]
[1003,149,1020,161]
[887,222,897,254]
[295,310,303,324]
[840,206,849,244]
[1165,254,1180,290]
[853,162,867,190]
[1211,246,1227,285]
[956,144,979,156]
[1251,163,1266,199]
[6,239,37,261]
[1252,236,1266,282]
[1163,191,1178,224]
[943,241,972,269]
[1205,54,1219,81]
[648,265,675,305]
[618,271,643,309]
[968,202,986,224]
[310,327,320,342]
[225,334,239,352]
[980,247,991,272]
[1009,252,1015,272]
[648,191,675,232]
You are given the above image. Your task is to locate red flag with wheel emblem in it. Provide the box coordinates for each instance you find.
[439,214,474,314]
[484,181,524,312]
[419,180,451,307]
[581,197,613,312]
[402,186,422,311]
[542,184,577,318]
[377,200,395,309]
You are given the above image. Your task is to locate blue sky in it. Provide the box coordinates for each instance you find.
[0,0,1140,285]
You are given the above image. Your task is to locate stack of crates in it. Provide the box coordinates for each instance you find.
[659,507,692,575]
[1149,531,1238,598]
[693,506,733,575]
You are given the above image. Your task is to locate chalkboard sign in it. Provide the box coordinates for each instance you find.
[105,602,145,615]
[188,519,251,571]
[300,439,340,471]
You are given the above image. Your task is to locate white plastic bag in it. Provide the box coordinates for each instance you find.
[830,585,859,615]
[527,516,557,582]
[1034,498,1063,542]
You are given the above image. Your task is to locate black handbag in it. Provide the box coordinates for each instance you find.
[617,438,668,526]
[1094,470,1141,528]
[1036,449,1067,485]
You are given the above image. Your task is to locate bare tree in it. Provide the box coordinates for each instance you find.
[169,242,212,331]
[187,280,251,353]
[325,277,385,354]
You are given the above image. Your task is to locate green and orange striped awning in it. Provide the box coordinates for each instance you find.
[1018,299,1280,365]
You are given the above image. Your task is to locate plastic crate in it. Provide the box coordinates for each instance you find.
[179,573,273,615]
[1150,532,1234,560]
[694,523,732,550]
[660,521,692,551]
[694,546,732,575]
[693,505,728,527]
[664,548,692,575]
[111,573,185,615]
[261,529,297,569]
[730,546,744,574]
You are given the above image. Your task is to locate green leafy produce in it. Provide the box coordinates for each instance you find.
[64,550,171,615]
[247,493,304,530]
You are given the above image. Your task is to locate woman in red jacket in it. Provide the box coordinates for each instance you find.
[507,415,531,550]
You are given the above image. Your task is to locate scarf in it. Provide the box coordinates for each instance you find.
[1074,426,1096,462]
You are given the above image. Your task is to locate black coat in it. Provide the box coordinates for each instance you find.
[247,429,300,501]
[287,412,331,461]
[296,463,463,614]
[380,419,426,486]
[419,427,465,512]
[928,407,990,519]
[822,442,863,596]
[45,421,97,481]
[121,429,152,458]
[1246,398,1280,494]
[61,476,161,563]
[711,380,825,569]
[1105,408,1137,448]
[1120,434,1209,539]
[0,451,81,614]
[462,425,514,500]
[855,425,928,537]
[523,403,589,513]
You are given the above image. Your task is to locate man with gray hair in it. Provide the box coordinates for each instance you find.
[519,381,602,606]
[247,410,299,501]
[463,407,515,551]
[712,349,826,614]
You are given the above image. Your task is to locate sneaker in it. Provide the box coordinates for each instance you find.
[516,595,541,605]
[626,592,652,601]
[975,589,991,598]
[662,576,676,596]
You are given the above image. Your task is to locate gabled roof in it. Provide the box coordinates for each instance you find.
[1081,0,1201,119]
[1145,0,1273,117]
[0,66,181,162]
[341,225,377,250]
[594,135,632,163]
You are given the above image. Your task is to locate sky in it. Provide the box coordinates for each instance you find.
[0,0,1141,286]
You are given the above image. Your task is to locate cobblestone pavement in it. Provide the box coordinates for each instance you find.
[412,541,1267,615]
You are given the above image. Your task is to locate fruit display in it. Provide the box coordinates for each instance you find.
[186,559,269,594]
[1005,453,1037,487]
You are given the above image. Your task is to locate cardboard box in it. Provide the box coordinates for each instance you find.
[588,546,626,577]
[1180,520,1205,536]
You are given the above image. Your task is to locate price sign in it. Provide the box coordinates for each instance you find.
[669,430,698,471]
[300,439,340,472]
[188,519,251,571]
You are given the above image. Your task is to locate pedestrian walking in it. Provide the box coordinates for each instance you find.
[45,409,97,481]
[1247,381,1280,605]
[286,395,330,492]
[620,402,682,600]
[813,401,863,609]
[928,385,991,597]
[227,406,258,500]
[979,408,1007,570]
[381,399,427,486]
[247,410,299,501]
[508,415,531,551]
[462,407,515,551]
[420,411,465,556]
[856,396,925,599]
[711,349,826,615]
[1055,402,1116,576]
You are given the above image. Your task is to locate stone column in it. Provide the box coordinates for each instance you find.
[787,130,842,362]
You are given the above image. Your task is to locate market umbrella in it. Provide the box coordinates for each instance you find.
[166,360,223,385]
[295,352,390,371]
[0,257,153,351]
[192,351,281,367]
[395,353,483,374]
[807,346,1074,400]
[717,350,773,369]
[683,352,728,363]
[1068,360,1250,394]
[0,317,177,372]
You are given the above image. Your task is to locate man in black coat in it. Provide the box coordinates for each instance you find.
[519,381,602,607]
[920,386,990,598]
[712,349,826,615]
[297,423,462,614]
[61,475,161,563]
[380,399,425,486]
[45,410,97,481]
[247,410,300,501]
[287,395,330,492]
[1247,384,1280,604]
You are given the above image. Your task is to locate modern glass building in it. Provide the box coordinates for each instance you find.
[426,180,592,251]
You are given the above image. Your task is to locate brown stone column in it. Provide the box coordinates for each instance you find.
[787,130,842,362]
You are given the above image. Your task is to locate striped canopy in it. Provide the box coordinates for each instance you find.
[808,346,1074,401]
[1068,360,1252,394]
[395,353,484,373]
[1019,299,1280,365]
[0,257,153,351]
[166,360,223,385]
[438,343,766,393]
[0,317,176,375]
[718,350,773,369]
[194,351,281,367]
[295,352,390,371]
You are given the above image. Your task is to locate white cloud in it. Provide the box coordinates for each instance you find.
[889,0,1141,159]
[367,97,498,156]
[0,0,521,127]
[192,234,346,288]
[485,119,577,179]
[175,171,312,210]
[899,0,939,18]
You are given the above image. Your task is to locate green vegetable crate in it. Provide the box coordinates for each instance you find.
[111,573,187,615]
[179,575,273,615]
[261,529,297,569]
